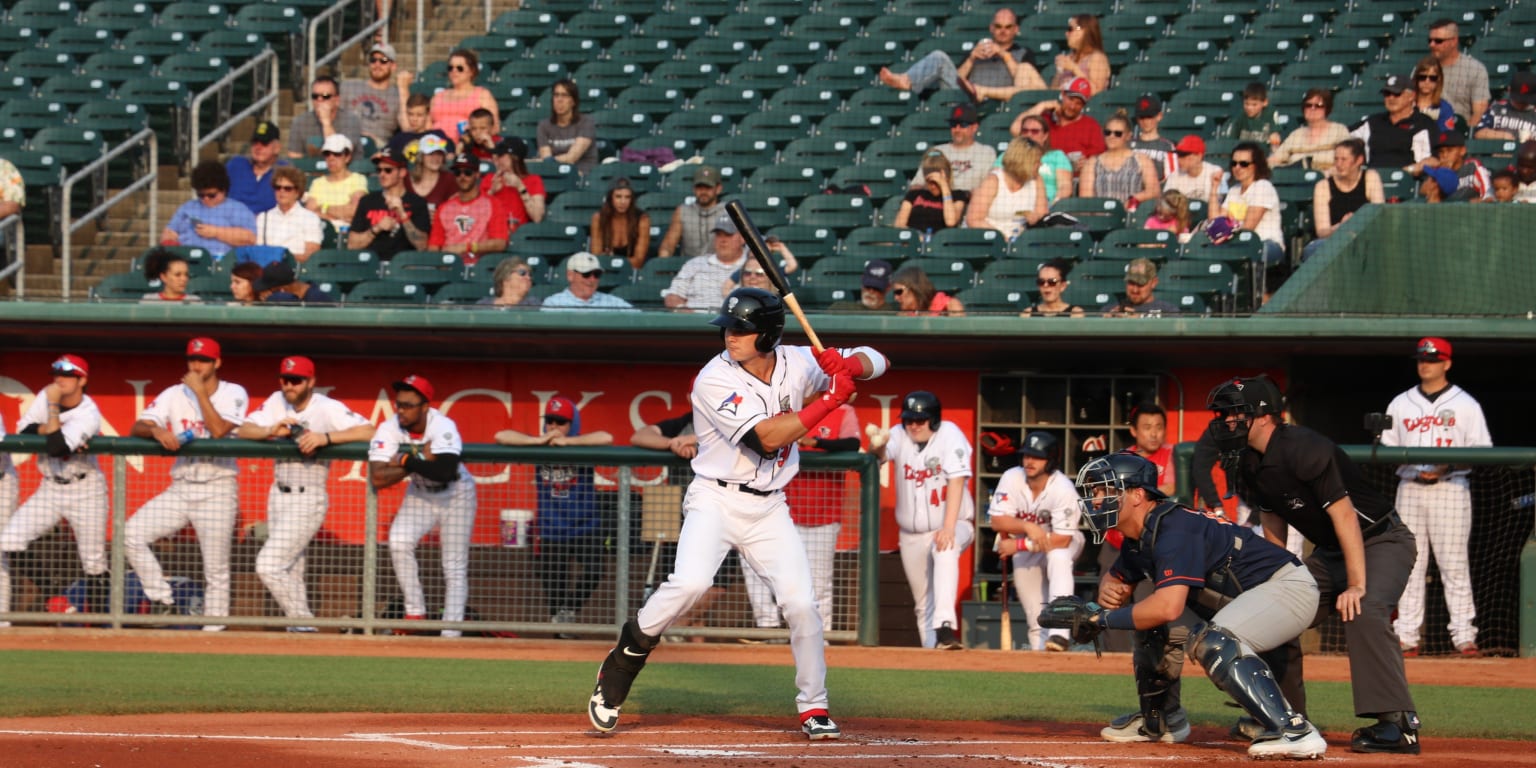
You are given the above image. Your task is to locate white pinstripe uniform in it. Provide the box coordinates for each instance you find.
[881,420,976,648]
[125,381,249,620]
[0,421,18,626]
[246,392,369,619]
[1381,383,1490,649]
[987,467,1083,650]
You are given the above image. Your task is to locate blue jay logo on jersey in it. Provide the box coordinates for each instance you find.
[717,392,743,416]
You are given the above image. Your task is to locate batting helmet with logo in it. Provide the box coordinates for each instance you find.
[900,391,941,425]
[710,287,785,353]
[1019,430,1061,472]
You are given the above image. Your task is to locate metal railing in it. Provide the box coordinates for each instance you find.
[188,49,282,175]
[307,0,390,97]
[58,130,158,302]
[0,213,22,298]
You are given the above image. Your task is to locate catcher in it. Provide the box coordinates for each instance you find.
[1042,452,1327,759]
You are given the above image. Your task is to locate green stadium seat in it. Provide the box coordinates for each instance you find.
[845,88,921,123]
[119,28,193,58]
[748,164,824,202]
[635,255,683,285]
[1144,37,1223,72]
[1304,37,1383,71]
[976,259,1036,288]
[892,0,963,17]
[786,13,862,44]
[72,99,148,140]
[839,224,921,264]
[714,13,787,44]
[156,2,234,34]
[759,38,833,71]
[893,111,952,144]
[606,37,679,67]
[186,274,234,301]
[651,60,724,91]
[676,38,753,70]
[1167,10,1245,48]
[0,99,70,133]
[900,255,976,294]
[30,125,106,170]
[345,279,430,305]
[1100,11,1167,49]
[720,190,790,230]
[564,11,639,44]
[741,0,803,15]
[81,0,151,33]
[543,188,603,228]
[640,12,711,43]
[737,111,815,148]
[862,136,938,168]
[458,35,525,70]
[531,161,581,198]
[1115,61,1193,99]
[701,135,776,171]
[763,223,838,265]
[803,254,872,289]
[724,60,801,88]
[1195,60,1274,91]
[158,53,230,90]
[685,85,761,118]
[196,30,270,61]
[819,0,887,19]
[667,0,732,21]
[81,50,154,85]
[1006,228,1093,263]
[509,221,585,262]
[955,284,1029,314]
[0,27,41,57]
[588,108,655,148]
[528,37,606,71]
[489,9,561,38]
[298,249,382,290]
[611,281,664,308]
[1327,10,1407,46]
[590,162,665,195]
[832,36,909,67]
[802,61,874,95]
[44,26,116,56]
[864,15,942,47]
[781,136,859,172]
[924,227,1006,262]
[830,163,909,203]
[90,271,154,302]
[432,280,496,305]
[794,283,858,309]
[624,135,694,162]
[8,0,82,27]
[1092,228,1178,262]
[1160,259,1237,310]
[794,194,875,235]
[1049,198,1129,240]
[5,50,79,87]
[657,111,736,147]
[816,111,894,144]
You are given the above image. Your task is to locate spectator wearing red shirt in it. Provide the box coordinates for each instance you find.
[429,153,509,264]
[1013,78,1105,173]
[479,137,546,237]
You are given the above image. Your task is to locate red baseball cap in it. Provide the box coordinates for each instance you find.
[393,374,435,402]
[186,337,221,360]
[279,356,315,379]
[1174,135,1206,155]
[545,396,577,420]
[1414,337,1452,362]
[1060,77,1092,102]
[52,354,89,377]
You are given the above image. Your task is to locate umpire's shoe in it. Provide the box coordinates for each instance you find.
[1101,710,1191,744]
[1350,711,1421,754]
[799,709,842,740]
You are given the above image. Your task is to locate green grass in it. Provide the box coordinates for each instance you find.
[4,651,1532,741]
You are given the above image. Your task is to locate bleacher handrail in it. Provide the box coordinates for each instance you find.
[58,128,158,302]
[188,48,282,176]
[307,0,390,97]
[0,213,23,298]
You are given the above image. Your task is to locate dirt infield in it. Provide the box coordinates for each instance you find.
[0,630,1531,767]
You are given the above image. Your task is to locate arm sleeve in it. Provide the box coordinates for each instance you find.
[44,431,72,458]
[404,452,461,482]
[816,437,860,452]
[656,411,693,439]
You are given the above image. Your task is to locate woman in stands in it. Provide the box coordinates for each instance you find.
[431,48,499,143]
[477,256,542,309]
[967,137,1049,239]
[1270,89,1351,171]
[1054,15,1111,95]
[1079,111,1160,208]
[890,264,965,317]
[589,177,651,269]
[894,150,968,234]
[228,261,263,306]
[1020,258,1085,318]
[1016,115,1075,204]
[537,78,599,175]
[304,135,368,235]
[484,137,546,232]
[138,248,201,304]
[408,131,457,208]
[1411,55,1460,133]
[1219,141,1286,266]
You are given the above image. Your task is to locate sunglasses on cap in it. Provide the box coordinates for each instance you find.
[51,359,85,376]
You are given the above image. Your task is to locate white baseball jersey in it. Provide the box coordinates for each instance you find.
[0,417,14,477]
[1380,383,1491,480]
[987,467,1080,535]
[248,392,370,487]
[138,381,249,482]
[882,420,976,533]
[16,389,102,480]
[368,407,473,490]
[689,345,838,491]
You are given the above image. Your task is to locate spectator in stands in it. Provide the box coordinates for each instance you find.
[1219,141,1286,266]
[590,177,651,270]
[228,261,262,306]
[1143,189,1192,240]
[1079,112,1159,209]
[0,154,24,246]
[458,108,500,161]
[481,137,545,237]
[1420,129,1490,202]
[1302,138,1385,262]
[1101,257,1179,317]
[430,48,498,143]
[911,103,994,193]
[408,131,457,208]
[256,166,324,263]
[304,135,368,234]
[289,76,365,160]
[255,260,336,304]
[1270,89,1351,171]
[476,256,541,309]
[226,120,287,215]
[1474,71,1536,143]
[1490,168,1519,202]
[967,137,1049,239]
[895,149,967,234]
[1513,140,1536,202]
[1013,78,1104,172]
[1412,55,1460,134]
[388,93,432,159]
[341,41,411,150]
[536,78,598,175]
[1351,73,1436,171]
[657,165,727,260]
[1131,94,1176,181]
[161,161,256,258]
[349,145,431,260]
[663,214,747,311]
[878,8,1034,103]
[1217,82,1282,148]
[1016,115,1074,204]
[720,237,797,296]
[890,264,964,316]
[139,248,201,303]
[429,153,509,264]
[827,259,895,313]
[977,14,1111,108]
[1429,18,1490,131]
[1020,258,1084,318]
[1164,135,1224,211]
[542,251,636,311]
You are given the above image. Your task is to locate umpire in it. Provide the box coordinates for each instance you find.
[1208,375,1420,754]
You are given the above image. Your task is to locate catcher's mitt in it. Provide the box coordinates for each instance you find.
[1038,596,1107,652]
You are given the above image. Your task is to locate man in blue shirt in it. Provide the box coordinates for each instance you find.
[541,252,638,312]
[160,161,257,258]
[225,120,288,215]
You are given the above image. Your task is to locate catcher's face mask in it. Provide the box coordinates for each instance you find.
[1075,457,1124,544]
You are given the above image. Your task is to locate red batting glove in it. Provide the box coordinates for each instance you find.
[816,347,850,378]
[825,371,856,407]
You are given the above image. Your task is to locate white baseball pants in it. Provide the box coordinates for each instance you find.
[256,484,328,619]
[0,470,17,622]
[124,477,239,617]
[744,522,840,632]
[388,480,476,637]
[1,473,109,575]
[1393,478,1477,648]
[898,523,976,648]
[1011,530,1085,650]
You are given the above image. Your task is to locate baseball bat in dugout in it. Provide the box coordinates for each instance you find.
[998,539,1013,651]
[723,199,825,354]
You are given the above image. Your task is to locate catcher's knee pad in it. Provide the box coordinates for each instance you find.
[1192,624,1302,736]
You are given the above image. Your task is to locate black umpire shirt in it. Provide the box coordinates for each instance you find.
[1238,424,1396,548]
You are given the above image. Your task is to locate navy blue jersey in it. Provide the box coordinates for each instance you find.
[1238,424,1395,548]
[1113,502,1300,600]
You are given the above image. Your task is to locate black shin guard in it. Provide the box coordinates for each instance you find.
[597,619,659,706]
[1133,626,1183,727]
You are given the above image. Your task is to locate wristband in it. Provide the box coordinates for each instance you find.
[798,398,836,430]
[1103,606,1136,630]
[1018,536,1033,552]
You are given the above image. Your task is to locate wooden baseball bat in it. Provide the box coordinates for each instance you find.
[724,199,825,354]
[999,545,1014,651]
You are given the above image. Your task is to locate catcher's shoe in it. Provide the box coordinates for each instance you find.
[1248,722,1327,760]
[1231,716,1266,741]
[935,622,963,650]
[1045,636,1071,652]
[1101,710,1191,744]
[1350,712,1420,754]
[800,709,841,740]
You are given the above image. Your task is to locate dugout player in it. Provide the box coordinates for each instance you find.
[588,287,889,740]
[988,431,1083,651]
[1209,374,1422,754]
[126,338,248,629]
[0,406,18,626]
[370,375,478,637]
[1,356,108,621]
[1076,453,1327,759]
[236,356,373,629]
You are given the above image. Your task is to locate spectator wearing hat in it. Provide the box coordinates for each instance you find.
[591,177,652,270]
[428,153,509,264]
[1101,258,1180,317]
[1473,71,1536,143]
[340,41,412,149]
[1350,73,1437,171]
[1302,138,1385,261]
[256,165,324,262]
[1079,111,1160,209]
[1130,94,1177,181]
[407,130,458,208]
[657,165,727,260]
[1217,82,1283,148]
[542,252,637,311]
[256,261,336,304]
[828,259,896,313]
[481,136,546,235]
[304,134,368,232]
[431,48,499,144]
[1272,89,1352,171]
[350,145,431,260]
[910,104,995,193]
[1164,135,1225,211]
[896,149,968,233]
[1014,78,1105,172]
[226,120,289,215]
[289,75,366,159]
[536,77,597,174]
[663,214,747,311]
[1418,129,1490,202]
[1429,18,1490,131]
[879,8,1035,102]
[160,161,257,258]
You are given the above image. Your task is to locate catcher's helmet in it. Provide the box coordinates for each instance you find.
[711,287,785,353]
[1074,452,1165,543]
[899,390,941,425]
[1205,374,1283,451]
[1019,430,1061,471]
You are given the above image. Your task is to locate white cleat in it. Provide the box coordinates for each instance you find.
[588,681,621,733]
[800,712,841,740]
[1101,711,1191,743]
[1248,723,1328,760]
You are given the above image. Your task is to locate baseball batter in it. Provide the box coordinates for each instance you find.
[126,338,248,627]
[588,287,888,740]
[1381,337,1490,657]
[1,355,108,623]
[0,411,17,627]
[236,356,373,628]
[871,391,976,651]
[988,431,1083,651]
[369,374,477,638]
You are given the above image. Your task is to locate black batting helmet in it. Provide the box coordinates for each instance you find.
[710,287,785,353]
[900,390,941,425]
[1019,430,1061,471]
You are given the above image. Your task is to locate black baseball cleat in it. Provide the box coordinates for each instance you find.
[588,676,621,733]
[1351,711,1421,754]
[935,622,963,650]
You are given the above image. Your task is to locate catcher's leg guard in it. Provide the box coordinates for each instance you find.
[1133,625,1187,739]
[590,619,659,732]
[1191,623,1305,738]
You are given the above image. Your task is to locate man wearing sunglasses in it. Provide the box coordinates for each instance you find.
[542,251,636,311]
[226,120,288,216]
[427,153,508,265]
[288,75,365,160]
[237,357,372,630]
[349,146,430,260]
[340,42,411,150]
[1473,71,1536,143]
[1428,19,1489,132]
[1,355,107,625]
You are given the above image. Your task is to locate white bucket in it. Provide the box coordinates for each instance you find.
[500,509,533,548]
